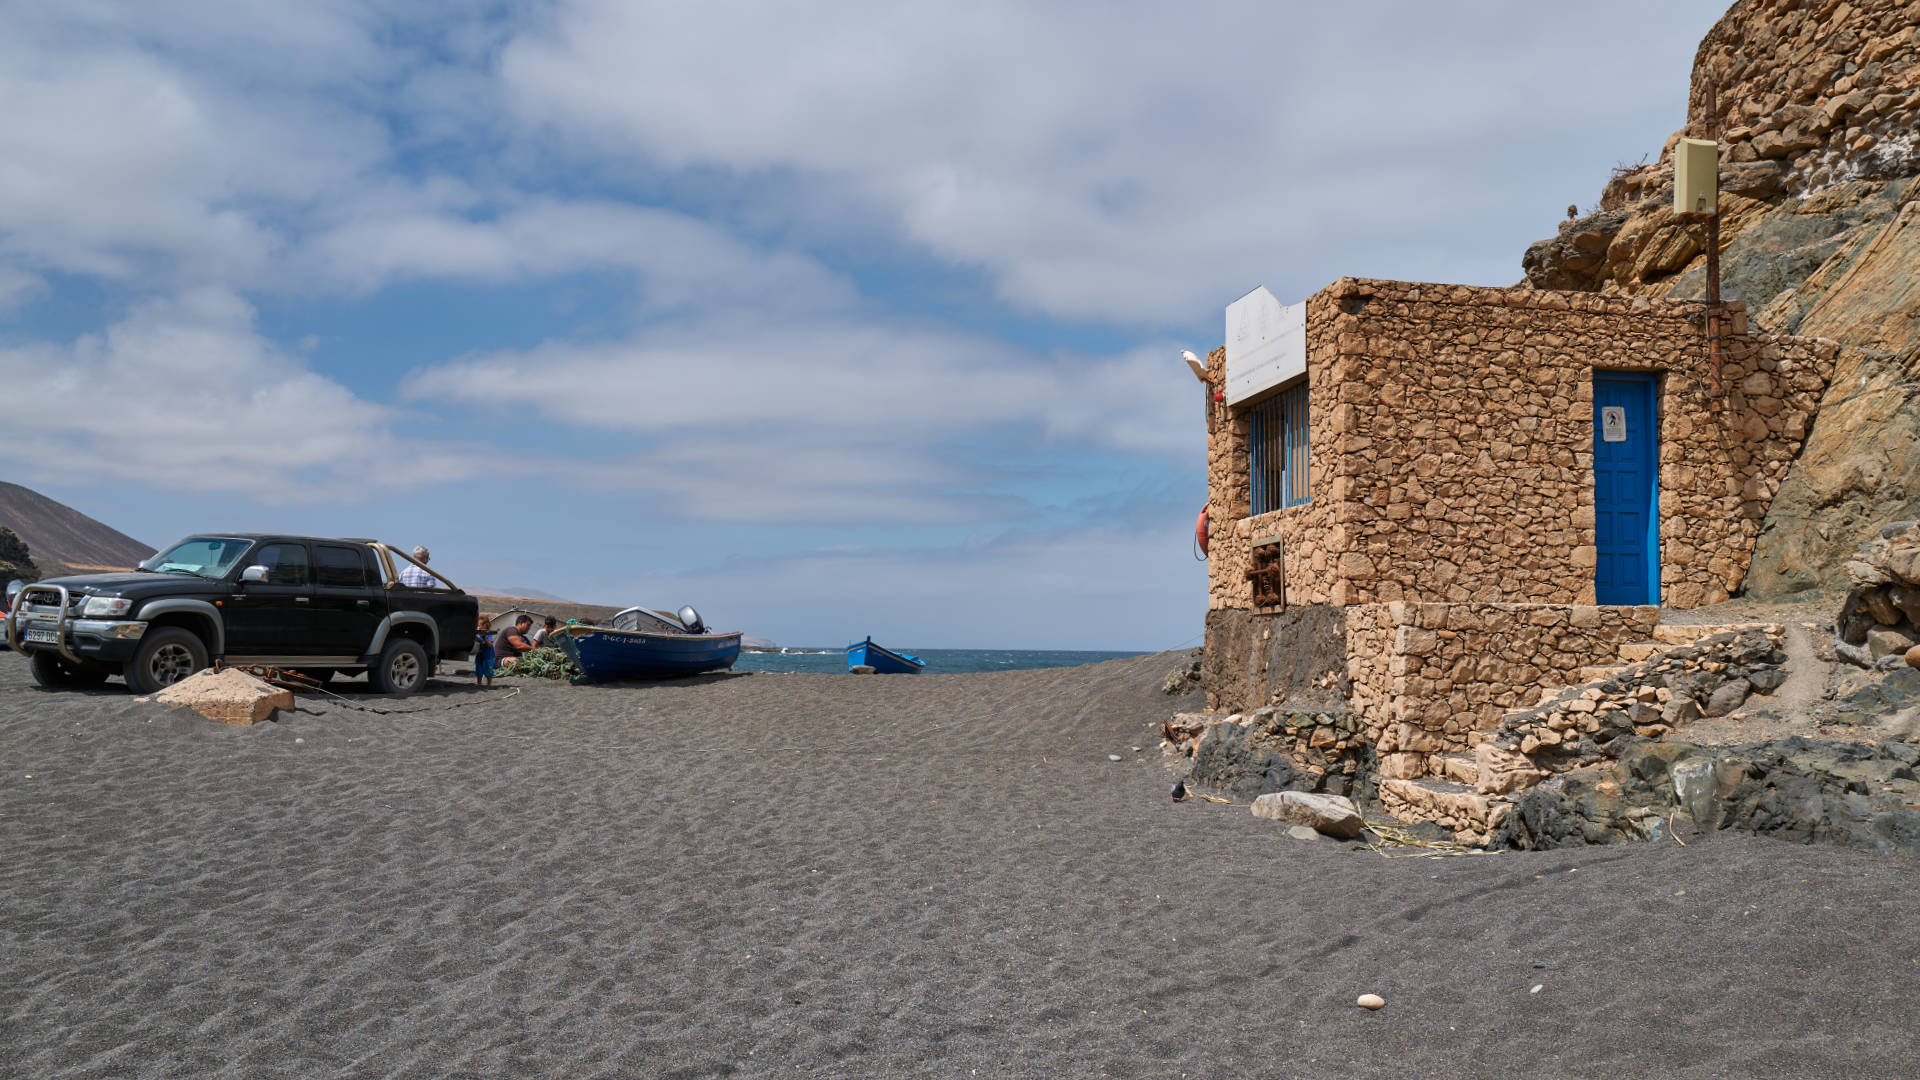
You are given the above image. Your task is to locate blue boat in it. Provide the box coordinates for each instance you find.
[552,606,742,682]
[846,636,926,674]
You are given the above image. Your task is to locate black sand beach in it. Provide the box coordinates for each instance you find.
[4,650,1918,1079]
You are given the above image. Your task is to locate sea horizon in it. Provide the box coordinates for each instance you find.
[733,646,1151,675]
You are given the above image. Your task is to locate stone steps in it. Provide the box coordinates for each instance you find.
[1435,752,1478,786]
[1377,776,1513,846]
[1617,642,1663,662]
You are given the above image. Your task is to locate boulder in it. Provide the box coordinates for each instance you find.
[149,668,293,726]
[1867,625,1920,661]
[1251,790,1364,839]
[1704,678,1753,717]
[1862,587,1905,626]
[1908,645,1920,670]
[1661,696,1703,727]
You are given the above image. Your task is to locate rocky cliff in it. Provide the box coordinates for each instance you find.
[1523,0,1920,598]
[0,527,40,585]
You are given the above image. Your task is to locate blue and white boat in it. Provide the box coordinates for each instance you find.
[846,636,926,674]
[552,606,742,682]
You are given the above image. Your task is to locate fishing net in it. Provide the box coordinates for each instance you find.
[500,646,582,682]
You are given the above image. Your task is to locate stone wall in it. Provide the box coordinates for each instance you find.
[1349,602,1660,766]
[1205,328,1344,611]
[1205,277,1836,613]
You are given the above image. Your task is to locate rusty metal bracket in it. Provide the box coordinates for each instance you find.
[213,660,323,692]
[1245,535,1287,612]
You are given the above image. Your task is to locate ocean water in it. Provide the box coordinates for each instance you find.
[733,647,1145,675]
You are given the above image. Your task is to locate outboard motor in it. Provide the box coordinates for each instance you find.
[677,605,706,634]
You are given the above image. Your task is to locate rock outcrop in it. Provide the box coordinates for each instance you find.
[0,527,40,586]
[1521,0,1920,597]
[1494,737,1920,856]
[1172,704,1371,800]
[1835,520,1920,665]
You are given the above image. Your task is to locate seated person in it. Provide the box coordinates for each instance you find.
[529,616,559,648]
[494,614,537,665]
[398,546,441,589]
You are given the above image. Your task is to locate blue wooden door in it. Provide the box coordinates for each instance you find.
[1593,373,1659,605]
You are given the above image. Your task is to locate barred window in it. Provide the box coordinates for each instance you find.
[1249,381,1309,514]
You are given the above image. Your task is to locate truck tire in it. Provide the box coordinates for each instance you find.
[30,651,112,689]
[124,627,209,694]
[369,638,429,696]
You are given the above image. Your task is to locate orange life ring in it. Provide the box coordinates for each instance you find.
[1195,505,1210,557]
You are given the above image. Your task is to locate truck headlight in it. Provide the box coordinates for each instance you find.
[82,596,133,617]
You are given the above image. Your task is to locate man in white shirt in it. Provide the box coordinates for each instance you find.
[398,546,439,589]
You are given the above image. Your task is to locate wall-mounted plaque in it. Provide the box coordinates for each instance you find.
[1600,406,1627,443]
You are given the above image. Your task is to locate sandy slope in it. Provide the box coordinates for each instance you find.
[3,651,1918,1079]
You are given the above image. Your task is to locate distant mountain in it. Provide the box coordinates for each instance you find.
[470,594,624,627]
[0,482,155,573]
[475,585,577,604]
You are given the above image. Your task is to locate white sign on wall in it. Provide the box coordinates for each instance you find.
[1224,285,1306,405]
[1601,406,1627,442]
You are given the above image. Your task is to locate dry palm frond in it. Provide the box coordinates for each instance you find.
[1362,819,1501,860]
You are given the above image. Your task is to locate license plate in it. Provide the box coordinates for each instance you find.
[25,628,60,644]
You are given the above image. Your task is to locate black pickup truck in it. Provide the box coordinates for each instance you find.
[4,534,478,696]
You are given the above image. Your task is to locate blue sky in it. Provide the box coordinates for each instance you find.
[0,0,1732,649]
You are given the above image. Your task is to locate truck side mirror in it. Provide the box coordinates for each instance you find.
[240,566,268,584]
[4,578,22,608]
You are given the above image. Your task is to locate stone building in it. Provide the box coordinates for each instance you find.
[1199,276,1836,815]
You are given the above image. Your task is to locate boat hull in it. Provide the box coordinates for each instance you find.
[555,625,743,682]
[846,637,925,674]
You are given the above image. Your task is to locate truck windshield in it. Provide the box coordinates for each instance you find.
[148,537,255,579]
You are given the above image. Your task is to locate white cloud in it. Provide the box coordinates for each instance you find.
[0,289,477,500]
[300,199,856,312]
[582,520,1210,651]
[501,1,1730,323]
[403,316,1199,522]
[0,33,388,285]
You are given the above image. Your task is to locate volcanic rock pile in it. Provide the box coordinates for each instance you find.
[1495,737,1920,854]
[1835,520,1920,668]
[1483,627,1789,785]
[1166,705,1370,801]
[0,527,38,586]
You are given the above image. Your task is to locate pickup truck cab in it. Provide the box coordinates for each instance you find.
[4,534,478,696]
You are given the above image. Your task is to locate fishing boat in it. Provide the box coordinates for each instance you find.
[551,605,742,682]
[846,636,926,674]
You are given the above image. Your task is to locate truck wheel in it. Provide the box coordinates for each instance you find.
[124,628,209,694]
[30,651,112,689]
[369,638,429,696]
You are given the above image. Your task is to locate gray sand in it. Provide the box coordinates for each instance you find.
[3,651,1918,1078]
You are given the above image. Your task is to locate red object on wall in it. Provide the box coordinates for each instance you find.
[1195,505,1210,557]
